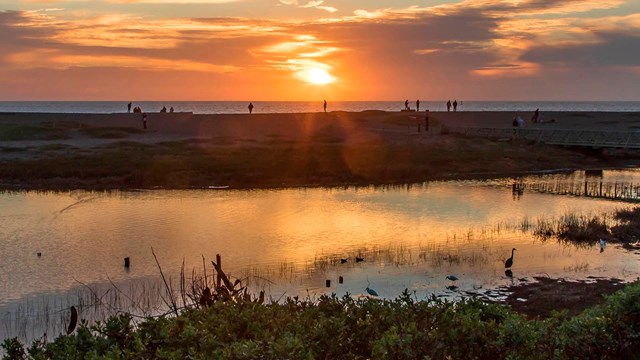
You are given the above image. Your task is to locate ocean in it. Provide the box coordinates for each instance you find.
[0,101,639,114]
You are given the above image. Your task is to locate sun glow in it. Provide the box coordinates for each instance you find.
[302,67,336,85]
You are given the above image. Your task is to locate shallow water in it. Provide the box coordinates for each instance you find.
[2,170,640,341]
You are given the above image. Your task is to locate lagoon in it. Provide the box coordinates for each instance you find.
[2,170,640,340]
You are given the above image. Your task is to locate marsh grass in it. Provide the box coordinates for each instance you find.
[0,125,70,141]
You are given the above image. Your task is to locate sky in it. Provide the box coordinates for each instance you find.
[0,0,639,101]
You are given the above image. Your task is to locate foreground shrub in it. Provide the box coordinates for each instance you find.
[3,282,640,360]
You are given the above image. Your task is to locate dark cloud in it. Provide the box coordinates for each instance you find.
[521,31,640,67]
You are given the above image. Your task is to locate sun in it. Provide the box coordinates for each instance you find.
[303,67,336,85]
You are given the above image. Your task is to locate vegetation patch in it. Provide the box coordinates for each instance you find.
[0,125,70,141]
[2,270,640,359]
[79,126,145,139]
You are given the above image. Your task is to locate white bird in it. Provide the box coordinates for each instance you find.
[599,238,606,253]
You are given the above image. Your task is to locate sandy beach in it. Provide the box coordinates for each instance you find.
[1,110,639,189]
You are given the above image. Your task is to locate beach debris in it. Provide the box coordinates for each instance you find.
[37,252,41,257]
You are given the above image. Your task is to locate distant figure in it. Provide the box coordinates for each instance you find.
[453,100,458,112]
[416,99,420,112]
[170,106,174,113]
[248,102,254,114]
[142,113,147,130]
[127,102,132,113]
[404,99,409,110]
[323,99,327,113]
[446,100,451,112]
[531,108,539,123]
[160,106,167,113]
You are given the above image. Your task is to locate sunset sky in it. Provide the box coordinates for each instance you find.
[1,0,639,101]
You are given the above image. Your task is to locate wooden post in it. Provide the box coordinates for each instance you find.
[216,254,222,288]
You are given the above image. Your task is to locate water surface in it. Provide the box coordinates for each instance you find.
[2,171,640,340]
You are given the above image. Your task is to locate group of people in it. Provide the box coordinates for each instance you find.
[403,100,460,112]
[127,102,174,114]
[403,99,423,111]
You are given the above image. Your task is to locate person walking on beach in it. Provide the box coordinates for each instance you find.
[248,102,254,114]
[453,100,458,112]
[127,102,132,113]
[405,99,410,111]
[142,113,147,130]
[446,100,451,112]
[324,99,327,113]
[531,108,539,123]
[416,99,420,112]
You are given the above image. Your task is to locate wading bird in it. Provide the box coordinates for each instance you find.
[366,287,379,297]
[504,248,516,269]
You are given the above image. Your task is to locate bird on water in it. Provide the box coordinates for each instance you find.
[446,275,458,282]
[504,248,516,269]
[355,256,364,263]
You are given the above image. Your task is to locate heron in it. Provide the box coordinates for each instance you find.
[504,248,516,269]
[355,256,364,263]
[446,275,459,282]
[365,287,379,297]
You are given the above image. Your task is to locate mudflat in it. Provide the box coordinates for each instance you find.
[1,110,639,190]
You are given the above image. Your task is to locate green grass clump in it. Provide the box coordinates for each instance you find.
[0,125,70,141]
[79,127,145,139]
[4,283,640,360]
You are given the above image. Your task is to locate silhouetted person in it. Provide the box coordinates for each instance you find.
[531,108,539,123]
[446,100,451,112]
[404,99,409,110]
[160,106,166,113]
[170,106,174,113]
[248,102,254,114]
[453,100,458,112]
[142,113,147,129]
[416,99,420,112]
[127,102,132,113]
[323,99,327,113]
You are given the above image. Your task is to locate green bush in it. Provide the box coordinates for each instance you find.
[4,284,640,360]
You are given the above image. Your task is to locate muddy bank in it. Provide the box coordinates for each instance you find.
[500,277,633,319]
